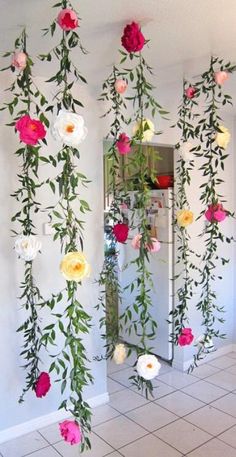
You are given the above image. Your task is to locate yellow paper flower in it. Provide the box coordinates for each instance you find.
[215,125,231,149]
[133,118,155,142]
[60,252,90,281]
[113,343,127,365]
[177,209,194,228]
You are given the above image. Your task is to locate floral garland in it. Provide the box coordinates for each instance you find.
[39,2,92,450]
[1,30,49,401]
[189,57,235,370]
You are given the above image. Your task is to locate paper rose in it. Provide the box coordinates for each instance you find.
[15,235,42,261]
[215,125,231,149]
[11,51,27,71]
[214,71,229,86]
[113,343,127,365]
[115,79,128,94]
[195,334,214,352]
[178,328,194,346]
[51,110,88,147]
[137,354,161,380]
[185,86,196,99]
[113,223,129,243]
[35,372,51,398]
[205,203,227,223]
[179,141,194,162]
[121,22,145,53]
[60,252,91,282]
[177,209,194,228]
[131,233,142,249]
[133,118,155,142]
[15,115,46,146]
[59,420,81,445]
[116,133,131,155]
[146,238,161,253]
[57,9,79,31]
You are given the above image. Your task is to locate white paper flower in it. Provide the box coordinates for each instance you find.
[136,354,161,380]
[113,343,127,365]
[178,141,194,162]
[194,334,214,353]
[51,110,88,147]
[133,118,155,142]
[15,235,42,261]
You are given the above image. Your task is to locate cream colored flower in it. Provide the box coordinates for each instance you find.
[136,354,161,380]
[176,209,194,228]
[178,141,194,162]
[215,125,231,149]
[51,110,88,147]
[15,235,41,261]
[133,118,155,142]
[60,252,90,281]
[113,343,127,365]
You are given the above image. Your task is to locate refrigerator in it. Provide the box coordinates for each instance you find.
[118,189,174,361]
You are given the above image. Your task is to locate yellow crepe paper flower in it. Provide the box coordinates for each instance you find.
[60,252,90,282]
[133,118,155,142]
[177,209,194,228]
[215,125,231,149]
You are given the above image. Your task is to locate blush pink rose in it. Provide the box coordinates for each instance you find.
[214,71,229,85]
[57,9,79,31]
[131,233,142,249]
[205,203,227,223]
[121,22,145,53]
[59,420,81,445]
[178,328,194,346]
[11,51,27,71]
[116,133,131,155]
[185,86,196,99]
[113,223,129,243]
[15,115,46,145]
[35,372,51,398]
[115,79,128,94]
[146,238,161,253]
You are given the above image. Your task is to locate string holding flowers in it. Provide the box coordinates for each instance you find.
[188,56,236,371]
[39,1,92,451]
[0,29,50,402]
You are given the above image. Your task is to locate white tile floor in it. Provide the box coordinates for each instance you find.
[1,353,236,456]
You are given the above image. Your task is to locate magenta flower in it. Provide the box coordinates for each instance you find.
[15,115,46,145]
[121,22,145,53]
[116,133,131,155]
[59,420,81,445]
[205,203,227,223]
[113,223,129,243]
[185,86,196,99]
[178,328,194,346]
[57,9,78,31]
[35,372,51,398]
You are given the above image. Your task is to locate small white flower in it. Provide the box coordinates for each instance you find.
[194,334,214,353]
[113,343,127,365]
[178,141,194,162]
[51,110,88,147]
[133,118,155,142]
[15,235,42,261]
[136,354,161,380]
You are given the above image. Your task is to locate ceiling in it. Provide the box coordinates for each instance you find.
[1,0,236,90]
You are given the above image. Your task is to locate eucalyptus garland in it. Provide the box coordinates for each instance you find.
[1,30,49,401]
[39,1,92,450]
[189,56,236,371]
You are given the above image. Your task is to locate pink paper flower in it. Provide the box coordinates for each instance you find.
[116,133,131,155]
[185,86,196,99]
[115,79,128,94]
[178,328,194,346]
[11,51,27,71]
[113,223,129,243]
[146,238,161,253]
[131,233,142,249]
[35,372,51,398]
[59,420,81,445]
[57,9,78,31]
[205,203,227,223]
[214,71,229,85]
[15,115,46,146]
[121,22,145,53]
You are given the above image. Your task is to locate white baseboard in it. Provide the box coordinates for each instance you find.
[172,343,235,372]
[0,392,109,445]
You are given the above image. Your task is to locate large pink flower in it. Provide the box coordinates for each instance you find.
[146,238,161,253]
[15,115,46,145]
[113,223,129,243]
[178,328,194,346]
[185,86,196,99]
[57,9,79,31]
[205,203,227,223]
[35,372,51,398]
[214,71,229,85]
[11,51,27,71]
[59,420,81,445]
[121,22,145,53]
[116,133,131,155]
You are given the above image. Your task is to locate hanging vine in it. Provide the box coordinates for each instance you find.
[39,1,93,450]
[1,30,50,402]
[189,56,236,371]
